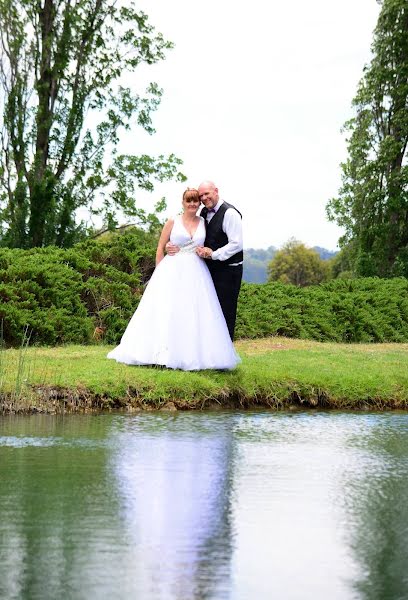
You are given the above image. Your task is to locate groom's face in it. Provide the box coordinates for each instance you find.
[198,184,219,210]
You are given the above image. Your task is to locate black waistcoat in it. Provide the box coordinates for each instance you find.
[201,201,243,265]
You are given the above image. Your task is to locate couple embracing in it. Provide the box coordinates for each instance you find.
[108,181,243,371]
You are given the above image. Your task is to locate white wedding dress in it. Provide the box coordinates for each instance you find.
[107,216,240,370]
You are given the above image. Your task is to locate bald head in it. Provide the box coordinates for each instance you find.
[198,180,216,191]
[198,180,219,210]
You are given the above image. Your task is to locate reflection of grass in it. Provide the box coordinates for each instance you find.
[1,337,408,413]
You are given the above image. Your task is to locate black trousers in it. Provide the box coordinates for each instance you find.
[207,263,243,341]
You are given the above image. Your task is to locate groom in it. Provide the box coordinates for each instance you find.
[196,180,243,340]
[168,180,243,340]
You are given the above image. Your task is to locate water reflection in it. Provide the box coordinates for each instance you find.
[0,415,125,599]
[229,412,360,599]
[0,412,408,599]
[342,413,408,600]
[111,413,236,599]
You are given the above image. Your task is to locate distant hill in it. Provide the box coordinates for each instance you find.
[312,246,338,261]
[243,246,338,283]
[243,246,276,283]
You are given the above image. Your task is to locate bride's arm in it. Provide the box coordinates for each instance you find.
[155,219,174,265]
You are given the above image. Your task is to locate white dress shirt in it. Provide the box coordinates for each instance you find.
[205,200,243,264]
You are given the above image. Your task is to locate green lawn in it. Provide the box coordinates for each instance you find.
[1,337,408,412]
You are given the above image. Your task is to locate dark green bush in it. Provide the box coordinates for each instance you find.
[2,230,408,347]
[236,278,408,342]
[0,228,156,346]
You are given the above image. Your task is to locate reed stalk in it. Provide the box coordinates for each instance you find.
[12,325,31,399]
[0,324,33,411]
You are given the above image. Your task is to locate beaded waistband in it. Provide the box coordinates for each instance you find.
[178,240,198,254]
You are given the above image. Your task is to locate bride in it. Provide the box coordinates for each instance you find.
[107,188,240,371]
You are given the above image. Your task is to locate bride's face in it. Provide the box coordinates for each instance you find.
[182,197,200,214]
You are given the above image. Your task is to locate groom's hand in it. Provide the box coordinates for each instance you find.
[166,242,180,255]
[196,246,213,259]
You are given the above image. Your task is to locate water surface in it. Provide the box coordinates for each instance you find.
[1,411,408,599]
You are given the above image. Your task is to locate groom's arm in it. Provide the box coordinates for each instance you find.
[198,209,243,261]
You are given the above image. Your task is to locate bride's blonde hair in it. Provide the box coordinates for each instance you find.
[182,188,199,203]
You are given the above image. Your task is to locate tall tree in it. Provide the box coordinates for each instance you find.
[267,238,330,286]
[0,0,185,248]
[327,0,408,277]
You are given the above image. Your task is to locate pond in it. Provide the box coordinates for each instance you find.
[0,410,408,599]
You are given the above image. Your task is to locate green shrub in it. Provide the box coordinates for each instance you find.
[2,231,408,346]
[236,278,408,342]
[0,228,156,346]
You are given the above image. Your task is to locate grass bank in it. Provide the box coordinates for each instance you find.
[1,337,408,413]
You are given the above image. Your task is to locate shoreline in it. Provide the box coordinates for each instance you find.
[3,386,408,415]
[1,337,408,414]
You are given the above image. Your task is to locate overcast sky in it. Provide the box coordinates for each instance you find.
[122,0,381,251]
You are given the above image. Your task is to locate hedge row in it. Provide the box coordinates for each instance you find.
[236,278,408,342]
[1,232,408,346]
[0,229,156,346]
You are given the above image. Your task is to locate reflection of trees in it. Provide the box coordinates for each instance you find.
[112,412,236,600]
[344,418,408,600]
[0,414,123,599]
[0,413,237,600]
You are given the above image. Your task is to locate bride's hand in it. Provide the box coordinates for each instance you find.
[166,242,180,255]
[196,246,213,258]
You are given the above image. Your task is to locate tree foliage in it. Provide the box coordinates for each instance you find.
[327,0,408,277]
[267,238,330,286]
[0,0,186,248]
[244,245,337,284]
